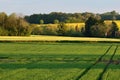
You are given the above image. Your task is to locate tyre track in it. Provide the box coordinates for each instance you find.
[97,45,118,80]
[75,45,112,80]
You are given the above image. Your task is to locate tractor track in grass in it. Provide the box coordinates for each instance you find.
[97,45,118,80]
[75,45,113,80]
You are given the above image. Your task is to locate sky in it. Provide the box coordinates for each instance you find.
[0,0,120,15]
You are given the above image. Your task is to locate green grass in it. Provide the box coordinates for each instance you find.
[102,65,120,80]
[0,69,85,80]
[0,42,120,80]
[0,42,109,55]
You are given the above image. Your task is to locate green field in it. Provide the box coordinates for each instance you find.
[0,42,120,80]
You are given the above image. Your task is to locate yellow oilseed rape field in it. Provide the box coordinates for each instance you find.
[105,20,120,28]
[38,20,120,30]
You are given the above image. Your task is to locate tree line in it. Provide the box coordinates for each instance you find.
[0,11,120,38]
[25,11,120,24]
[84,16,119,38]
[0,12,31,36]
[32,16,120,38]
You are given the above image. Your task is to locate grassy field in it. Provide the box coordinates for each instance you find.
[0,42,120,80]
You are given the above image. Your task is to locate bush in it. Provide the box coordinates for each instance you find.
[0,27,8,36]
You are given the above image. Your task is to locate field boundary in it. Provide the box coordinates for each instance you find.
[0,36,120,43]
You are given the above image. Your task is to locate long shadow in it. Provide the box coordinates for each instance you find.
[1,45,120,70]
[75,45,113,80]
[0,60,120,69]
[97,45,118,80]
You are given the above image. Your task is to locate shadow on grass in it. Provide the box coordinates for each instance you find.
[0,61,120,69]
[0,54,119,69]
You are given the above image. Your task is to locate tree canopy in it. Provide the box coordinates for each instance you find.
[25,11,120,24]
[0,12,32,36]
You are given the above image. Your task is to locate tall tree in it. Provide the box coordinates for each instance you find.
[111,10,117,21]
[90,23,107,37]
[85,16,102,36]
[17,17,32,36]
[111,21,119,37]
[0,12,7,27]
[6,13,18,35]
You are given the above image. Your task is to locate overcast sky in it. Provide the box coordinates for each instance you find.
[0,0,120,15]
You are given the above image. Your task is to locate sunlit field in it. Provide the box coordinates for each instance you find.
[0,42,120,80]
[38,20,120,30]
[0,35,120,42]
